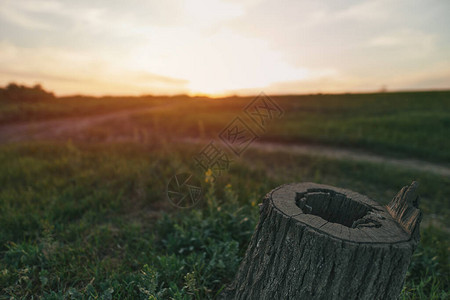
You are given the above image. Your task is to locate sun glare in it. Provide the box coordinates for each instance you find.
[0,0,449,95]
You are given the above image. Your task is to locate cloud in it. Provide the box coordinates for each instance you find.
[0,0,449,95]
[253,59,450,94]
[0,1,54,30]
[335,0,392,22]
[368,29,436,50]
[0,0,312,95]
[223,0,450,91]
[0,41,190,95]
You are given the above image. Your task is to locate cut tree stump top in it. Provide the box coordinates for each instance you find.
[271,182,416,245]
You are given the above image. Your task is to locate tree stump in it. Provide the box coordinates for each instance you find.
[222,182,422,300]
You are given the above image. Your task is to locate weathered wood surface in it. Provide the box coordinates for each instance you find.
[222,182,422,300]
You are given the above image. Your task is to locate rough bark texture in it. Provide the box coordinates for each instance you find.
[222,182,422,300]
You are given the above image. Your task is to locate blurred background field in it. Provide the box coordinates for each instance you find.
[0,85,449,299]
[2,84,450,162]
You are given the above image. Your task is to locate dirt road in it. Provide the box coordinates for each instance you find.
[0,104,174,143]
[0,106,448,177]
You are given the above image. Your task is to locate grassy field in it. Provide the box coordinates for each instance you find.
[2,88,450,163]
[130,91,450,163]
[0,84,181,125]
[0,86,449,299]
[0,95,172,125]
[0,142,448,299]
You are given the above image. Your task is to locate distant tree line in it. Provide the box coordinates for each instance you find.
[0,83,55,102]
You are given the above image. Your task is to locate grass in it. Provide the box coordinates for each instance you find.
[1,86,449,298]
[131,91,450,162]
[2,87,450,163]
[0,142,448,299]
[0,94,172,125]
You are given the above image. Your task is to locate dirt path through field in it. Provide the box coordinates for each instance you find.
[0,106,449,177]
[180,137,450,177]
[250,141,450,177]
[0,104,174,143]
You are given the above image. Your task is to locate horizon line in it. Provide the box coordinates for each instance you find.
[57,88,450,99]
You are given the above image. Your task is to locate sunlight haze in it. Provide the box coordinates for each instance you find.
[0,0,449,96]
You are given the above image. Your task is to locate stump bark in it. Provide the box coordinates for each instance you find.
[222,182,422,300]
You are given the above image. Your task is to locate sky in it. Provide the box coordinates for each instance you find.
[0,0,449,96]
